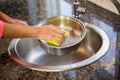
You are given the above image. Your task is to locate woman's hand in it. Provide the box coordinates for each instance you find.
[34,25,65,42]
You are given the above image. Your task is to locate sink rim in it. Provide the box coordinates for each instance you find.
[8,23,110,72]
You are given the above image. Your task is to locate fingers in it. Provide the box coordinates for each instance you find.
[14,20,28,26]
[35,25,66,45]
[9,19,28,26]
[53,31,64,39]
[42,32,64,44]
[49,25,65,43]
[50,25,65,35]
[18,21,28,26]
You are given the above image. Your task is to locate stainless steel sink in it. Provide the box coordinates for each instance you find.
[8,23,110,72]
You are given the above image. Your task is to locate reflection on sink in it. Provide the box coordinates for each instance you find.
[8,23,110,72]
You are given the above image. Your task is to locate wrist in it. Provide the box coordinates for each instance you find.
[31,27,40,39]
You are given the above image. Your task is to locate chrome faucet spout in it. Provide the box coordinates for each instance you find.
[73,1,80,18]
[73,0,86,19]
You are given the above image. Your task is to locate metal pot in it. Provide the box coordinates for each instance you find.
[38,16,86,56]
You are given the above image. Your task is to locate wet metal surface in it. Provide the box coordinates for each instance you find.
[8,23,109,72]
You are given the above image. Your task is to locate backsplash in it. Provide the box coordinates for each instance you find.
[88,0,119,15]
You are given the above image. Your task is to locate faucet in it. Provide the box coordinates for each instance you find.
[73,0,86,19]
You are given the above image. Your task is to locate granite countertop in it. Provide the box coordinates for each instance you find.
[0,0,120,80]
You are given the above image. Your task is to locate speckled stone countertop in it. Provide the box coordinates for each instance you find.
[0,0,120,80]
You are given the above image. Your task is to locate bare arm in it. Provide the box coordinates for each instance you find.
[0,11,64,41]
[2,22,36,38]
[2,22,64,41]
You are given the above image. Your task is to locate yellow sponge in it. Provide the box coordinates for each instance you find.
[47,31,69,46]
[64,31,69,38]
[47,40,60,46]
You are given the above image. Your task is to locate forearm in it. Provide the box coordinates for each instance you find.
[2,22,37,39]
[0,21,65,41]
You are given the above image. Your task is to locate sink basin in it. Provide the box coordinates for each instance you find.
[8,23,110,72]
